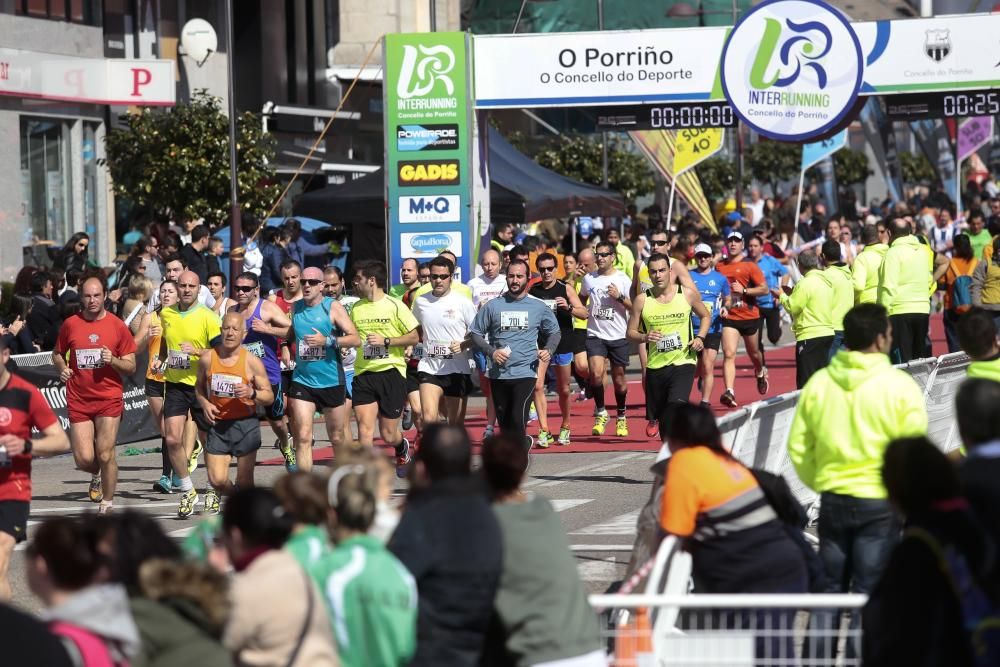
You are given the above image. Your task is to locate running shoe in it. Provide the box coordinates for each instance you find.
[720,390,738,408]
[592,412,609,436]
[645,420,659,439]
[153,475,173,494]
[756,367,769,395]
[88,474,103,503]
[177,489,199,519]
[700,401,712,408]
[536,431,553,449]
[395,438,412,479]
[528,403,537,422]
[277,438,297,472]
[616,417,629,437]
[187,439,203,474]
[98,502,113,515]
[401,405,413,431]
[483,424,495,440]
[575,388,587,402]
[204,489,221,516]
[557,427,571,446]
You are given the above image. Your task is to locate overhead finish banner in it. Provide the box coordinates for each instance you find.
[384,33,474,284]
[473,12,1000,109]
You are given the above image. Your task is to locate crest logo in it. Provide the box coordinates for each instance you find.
[925,29,951,63]
[749,18,833,91]
[396,44,456,100]
[88,334,99,344]
[0,408,11,427]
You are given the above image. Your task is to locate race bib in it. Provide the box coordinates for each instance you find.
[427,341,454,359]
[363,344,388,360]
[297,340,324,361]
[411,343,424,360]
[243,340,265,358]
[596,307,615,321]
[75,348,104,370]
[655,333,684,353]
[500,311,529,331]
[543,299,558,312]
[210,373,241,398]
[167,349,190,370]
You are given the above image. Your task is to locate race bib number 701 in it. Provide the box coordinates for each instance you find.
[500,311,529,331]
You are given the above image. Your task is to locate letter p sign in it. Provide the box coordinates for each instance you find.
[130,68,152,97]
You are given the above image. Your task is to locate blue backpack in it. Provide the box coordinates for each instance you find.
[951,261,976,313]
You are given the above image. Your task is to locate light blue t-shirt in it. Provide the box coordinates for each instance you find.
[755,254,789,309]
[470,293,560,381]
[690,269,731,335]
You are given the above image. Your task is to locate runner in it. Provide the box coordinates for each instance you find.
[195,311,274,513]
[569,249,596,401]
[350,260,420,476]
[580,241,633,436]
[400,263,430,434]
[409,250,473,301]
[748,234,789,366]
[233,271,296,470]
[716,231,769,408]
[145,280,179,493]
[626,253,709,432]
[268,259,304,448]
[388,258,419,299]
[52,275,137,514]
[325,266,361,446]
[285,267,360,471]
[529,252,588,447]
[155,270,222,518]
[207,271,235,316]
[690,243,731,407]
[412,256,477,426]
[147,253,215,311]
[467,249,508,438]
[0,334,68,600]
[470,259,560,450]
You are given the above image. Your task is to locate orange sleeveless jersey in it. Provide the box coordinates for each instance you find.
[206,347,256,421]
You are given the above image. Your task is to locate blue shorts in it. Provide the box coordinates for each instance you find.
[344,369,355,399]
[552,352,573,367]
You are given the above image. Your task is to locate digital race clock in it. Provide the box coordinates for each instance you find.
[884,91,1000,121]
[592,102,738,130]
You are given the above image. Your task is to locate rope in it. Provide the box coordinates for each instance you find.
[232,37,385,256]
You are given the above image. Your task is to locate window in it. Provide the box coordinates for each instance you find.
[15,0,100,25]
[20,117,73,247]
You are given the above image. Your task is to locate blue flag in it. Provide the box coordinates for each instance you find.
[801,130,848,171]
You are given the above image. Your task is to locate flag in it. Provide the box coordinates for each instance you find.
[957,116,994,163]
[859,99,903,202]
[800,129,848,171]
[911,119,958,204]
[674,128,724,176]
[629,130,717,232]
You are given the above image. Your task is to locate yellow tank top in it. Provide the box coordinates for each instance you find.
[207,347,255,421]
[641,286,695,370]
[146,310,163,382]
[572,277,587,330]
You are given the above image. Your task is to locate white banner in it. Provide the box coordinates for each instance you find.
[473,13,1000,109]
[0,47,175,106]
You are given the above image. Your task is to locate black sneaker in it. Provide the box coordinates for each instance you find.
[720,390,738,408]
[395,438,411,479]
[756,367,769,395]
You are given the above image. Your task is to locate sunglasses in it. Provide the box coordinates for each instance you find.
[596,251,614,258]
[538,265,556,272]
[302,279,323,286]
[234,285,255,293]
[651,240,668,246]
[429,274,451,281]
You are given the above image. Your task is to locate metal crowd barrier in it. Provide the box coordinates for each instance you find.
[591,593,867,667]
[717,351,970,516]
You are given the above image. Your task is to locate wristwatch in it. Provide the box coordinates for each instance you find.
[383,337,391,347]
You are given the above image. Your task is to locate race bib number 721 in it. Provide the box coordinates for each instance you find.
[75,348,104,370]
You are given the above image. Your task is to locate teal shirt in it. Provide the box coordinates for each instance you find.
[285,524,332,571]
[309,534,417,667]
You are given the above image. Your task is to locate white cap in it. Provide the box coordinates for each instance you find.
[694,243,713,256]
[727,231,744,241]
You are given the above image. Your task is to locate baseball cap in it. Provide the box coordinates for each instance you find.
[727,211,743,223]
[694,243,713,256]
[726,231,744,241]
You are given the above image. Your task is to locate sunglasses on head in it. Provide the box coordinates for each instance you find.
[302,279,323,286]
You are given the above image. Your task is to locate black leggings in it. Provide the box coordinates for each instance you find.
[757,307,782,364]
[491,378,535,442]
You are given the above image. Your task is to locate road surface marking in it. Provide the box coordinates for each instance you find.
[571,510,640,536]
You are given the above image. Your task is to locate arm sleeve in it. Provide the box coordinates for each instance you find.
[877,252,896,307]
[972,260,987,306]
[395,298,420,334]
[852,256,868,296]
[659,456,700,537]
[29,385,58,431]
[787,391,818,491]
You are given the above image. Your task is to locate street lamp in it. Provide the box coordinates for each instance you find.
[224,0,242,278]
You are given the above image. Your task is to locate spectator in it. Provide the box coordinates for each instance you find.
[480,433,603,667]
[968,208,993,260]
[789,303,928,661]
[852,223,890,304]
[171,217,200,247]
[27,517,141,664]
[132,235,163,288]
[388,424,502,666]
[60,267,84,305]
[180,224,211,284]
[863,437,992,667]
[221,487,338,667]
[122,275,154,340]
[942,234,978,352]
[0,601,74,666]
[241,217,264,277]
[955,378,1000,591]
[260,227,291,295]
[12,265,38,298]
[27,271,60,351]
[206,236,224,277]
[4,294,36,354]
[54,232,91,274]
[91,511,233,667]
[311,463,417,667]
[877,216,935,362]
[970,235,1000,329]
[776,251,834,388]
[283,218,330,269]
[821,239,855,357]
[491,222,515,254]
[274,472,333,572]
[333,446,400,543]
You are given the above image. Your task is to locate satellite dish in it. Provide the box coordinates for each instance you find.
[180,18,218,67]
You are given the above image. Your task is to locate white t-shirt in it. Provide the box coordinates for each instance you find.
[467,274,508,310]
[582,270,631,340]
[929,223,956,255]
[412,290,477,375]
[749,199,766,225]
[338,295,360,372]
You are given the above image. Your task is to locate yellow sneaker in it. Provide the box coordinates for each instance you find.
[616,417,629,437]
[592,412,609,436]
